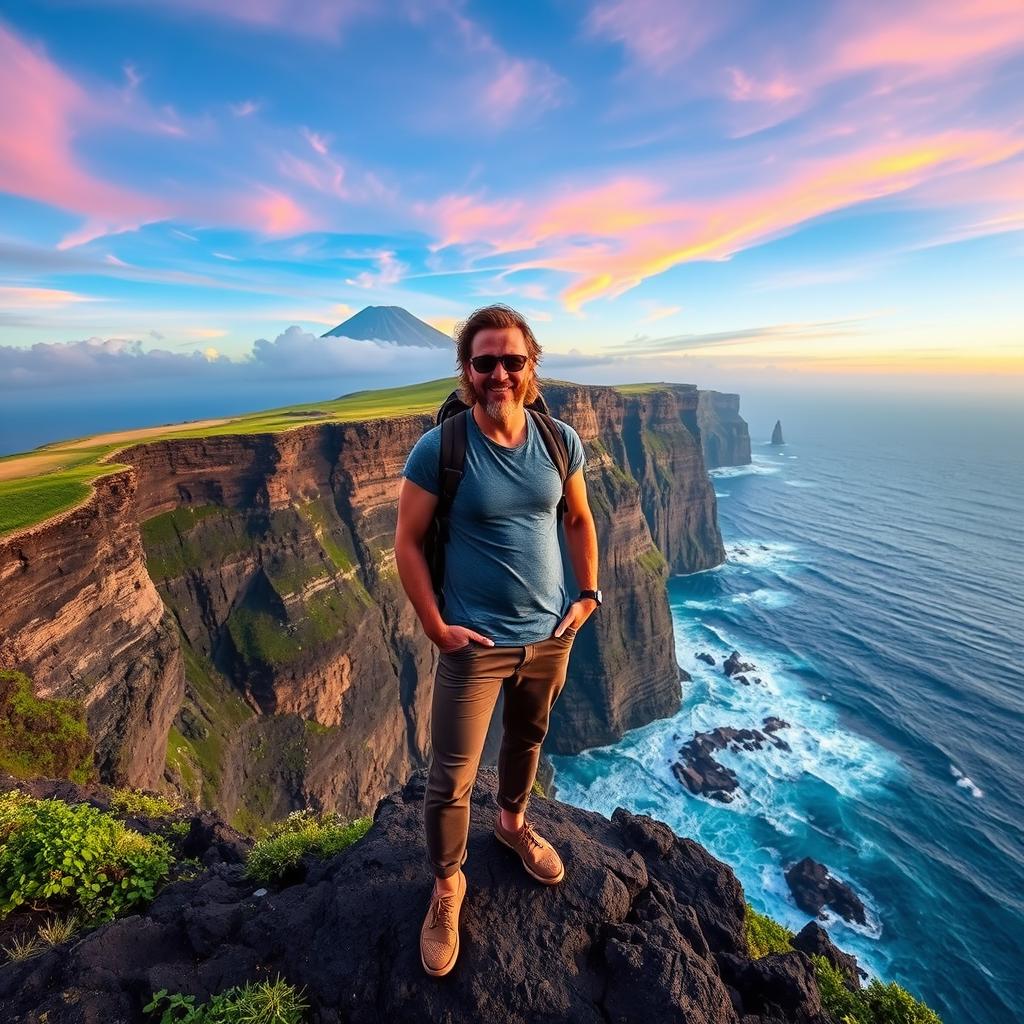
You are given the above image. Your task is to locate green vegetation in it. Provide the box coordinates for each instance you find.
[295,497,357,572]
[0,790,173,924]
[244,809,372,885]
[227,585,371,669]
[145,975,308,1024]
[744,902,796,958]
[109,787,182,819]
[164,642,255,808]
[637,544,668,579]
[743,905,942,1024]
[611,382,675,395]
[141,505,248,580]
[0,669,94,782]
[531,778,546,798]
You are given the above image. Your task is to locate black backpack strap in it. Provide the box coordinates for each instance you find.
[528,409,570,522]
[437,409,468,541]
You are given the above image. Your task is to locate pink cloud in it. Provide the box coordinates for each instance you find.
[584,0,726,74]
[832,0,1024,79]
[422,130,1024,311]
[0,24,169,247]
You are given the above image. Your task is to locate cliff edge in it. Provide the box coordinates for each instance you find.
[0,767,830,1024]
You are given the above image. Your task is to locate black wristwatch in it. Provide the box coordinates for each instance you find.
[579,589,602,607]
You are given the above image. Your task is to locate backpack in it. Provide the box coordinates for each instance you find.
[423,390,570,611]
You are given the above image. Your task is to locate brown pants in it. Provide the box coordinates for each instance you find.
[423,626,577,878]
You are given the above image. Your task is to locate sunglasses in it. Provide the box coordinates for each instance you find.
[468,354,529,374]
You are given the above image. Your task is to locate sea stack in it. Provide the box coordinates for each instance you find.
[770,419,785,445]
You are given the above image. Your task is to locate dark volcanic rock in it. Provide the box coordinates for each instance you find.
[724,650,757,677]
[785,858,867,926]
[673,719,795,801]
[697,651,717,666]
[792,922,866,990]
[0,769,829,1024]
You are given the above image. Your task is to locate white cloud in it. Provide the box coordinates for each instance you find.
[0,327,454,389]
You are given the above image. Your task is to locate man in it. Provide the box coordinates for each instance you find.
[394,303,600,977]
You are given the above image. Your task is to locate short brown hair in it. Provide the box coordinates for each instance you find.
[453,304,542,406]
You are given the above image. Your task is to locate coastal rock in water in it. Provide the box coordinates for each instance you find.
[723,650,757,677]
[785,857,867,926]
[697,651,716,666]
[0,767,831,1024]
[771,420,785,445]
[672,722,792,801]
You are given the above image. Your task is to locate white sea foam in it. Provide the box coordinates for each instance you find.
[725,539,800,574]
[715,491,730,497]
[710,454,782,479]
[950,764,985,798]
[784,479,817,488]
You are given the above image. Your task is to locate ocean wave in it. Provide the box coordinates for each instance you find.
[950,764,985,799]
[715,491,731,497]
[710,456,782,479]
[725,539,800,572]
[784,479,817,488]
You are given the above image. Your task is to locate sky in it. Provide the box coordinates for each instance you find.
[1,0,1023,410]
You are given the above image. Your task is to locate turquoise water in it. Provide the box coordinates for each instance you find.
[550,394,1024,1024]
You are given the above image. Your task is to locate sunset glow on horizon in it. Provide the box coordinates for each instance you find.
[1,0,1022,394]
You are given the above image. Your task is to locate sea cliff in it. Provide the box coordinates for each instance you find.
[0,381,750,828]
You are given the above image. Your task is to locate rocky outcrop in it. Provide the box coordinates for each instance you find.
[698,390,752,469]
[0,381,751,827]
[672,719,792,801]
[0,768,829,1024]
[785,858,867,926]
[771,420,785,445]
[792,922,867,989]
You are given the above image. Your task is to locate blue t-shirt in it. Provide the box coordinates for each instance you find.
[401,409,585,645]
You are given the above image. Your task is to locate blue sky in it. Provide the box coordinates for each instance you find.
[1,0,1022,400]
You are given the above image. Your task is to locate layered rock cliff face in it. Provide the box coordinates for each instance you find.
[0,470,182,790]
[0,383,750,828]
[698,390,752,469]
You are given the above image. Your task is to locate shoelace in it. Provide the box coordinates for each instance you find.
[517,821,545,852]
[430,891,457,930]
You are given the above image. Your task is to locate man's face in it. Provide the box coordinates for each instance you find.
[466,326,533,422]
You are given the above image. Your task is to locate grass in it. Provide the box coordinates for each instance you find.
[145,975,308,1024]
[243,809,372,885]
[0,669,94,782]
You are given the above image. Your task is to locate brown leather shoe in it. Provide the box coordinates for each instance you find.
[494,816,565,884]
[420,868,466,977]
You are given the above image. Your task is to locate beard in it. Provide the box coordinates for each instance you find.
[473,375,529,425]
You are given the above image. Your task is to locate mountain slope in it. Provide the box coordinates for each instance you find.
[322,306,453,349]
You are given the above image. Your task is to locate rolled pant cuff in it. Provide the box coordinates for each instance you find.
[495,793,530,814]
[433,861,461,879]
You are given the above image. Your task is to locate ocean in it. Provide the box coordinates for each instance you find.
[549,392,1024,1024]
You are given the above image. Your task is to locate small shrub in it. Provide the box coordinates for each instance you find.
[812,955,943,1024]
[0,791,173,924]
[531,778,546,798]
[1,933,44,962]
[109,787,182,819]
[744,903,795,958]
[36,911,80,945]
[244,809,371,885]
[0,670,93,782]
[144,974,308,1024]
